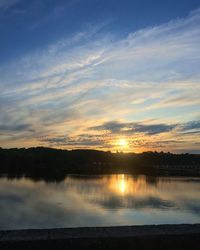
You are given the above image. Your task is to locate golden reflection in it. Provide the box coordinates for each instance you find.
[107,175,148,196]
[119,174,126,194]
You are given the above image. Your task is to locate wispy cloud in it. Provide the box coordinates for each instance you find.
[0,8,200,152]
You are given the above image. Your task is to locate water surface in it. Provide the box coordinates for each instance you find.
[0,174,200,229]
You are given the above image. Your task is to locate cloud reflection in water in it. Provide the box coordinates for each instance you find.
[0,175,200,229]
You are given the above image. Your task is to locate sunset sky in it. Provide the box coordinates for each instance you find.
[0,0,200,153]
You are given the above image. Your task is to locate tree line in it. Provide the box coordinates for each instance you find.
[0,147,200,181]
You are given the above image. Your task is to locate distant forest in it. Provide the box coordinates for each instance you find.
[0,147,200,181]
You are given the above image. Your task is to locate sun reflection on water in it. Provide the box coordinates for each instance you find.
[108,174,130,195]
[119,174,126,194]
[107,174,149,196]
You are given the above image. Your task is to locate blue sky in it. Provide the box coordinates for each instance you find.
[1,0,200,63]
[0,0,200,153]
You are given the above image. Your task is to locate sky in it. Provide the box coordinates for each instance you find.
[0,0,200,153]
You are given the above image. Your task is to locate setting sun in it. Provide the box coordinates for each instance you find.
[118,139,128,147]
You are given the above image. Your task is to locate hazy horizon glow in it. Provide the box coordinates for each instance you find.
[0,0,200,153]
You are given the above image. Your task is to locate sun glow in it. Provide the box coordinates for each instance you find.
[118,139,128,147]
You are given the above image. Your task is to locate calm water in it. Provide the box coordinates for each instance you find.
[0,174,200,230]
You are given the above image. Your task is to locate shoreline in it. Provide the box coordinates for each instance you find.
[1,224,200,249]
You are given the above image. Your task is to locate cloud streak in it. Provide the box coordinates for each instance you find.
[90,121,177,135]
[0,8,200,152]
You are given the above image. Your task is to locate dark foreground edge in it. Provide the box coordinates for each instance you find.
[1,224,200,250]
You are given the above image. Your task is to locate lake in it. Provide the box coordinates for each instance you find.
[0,174,200,230]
